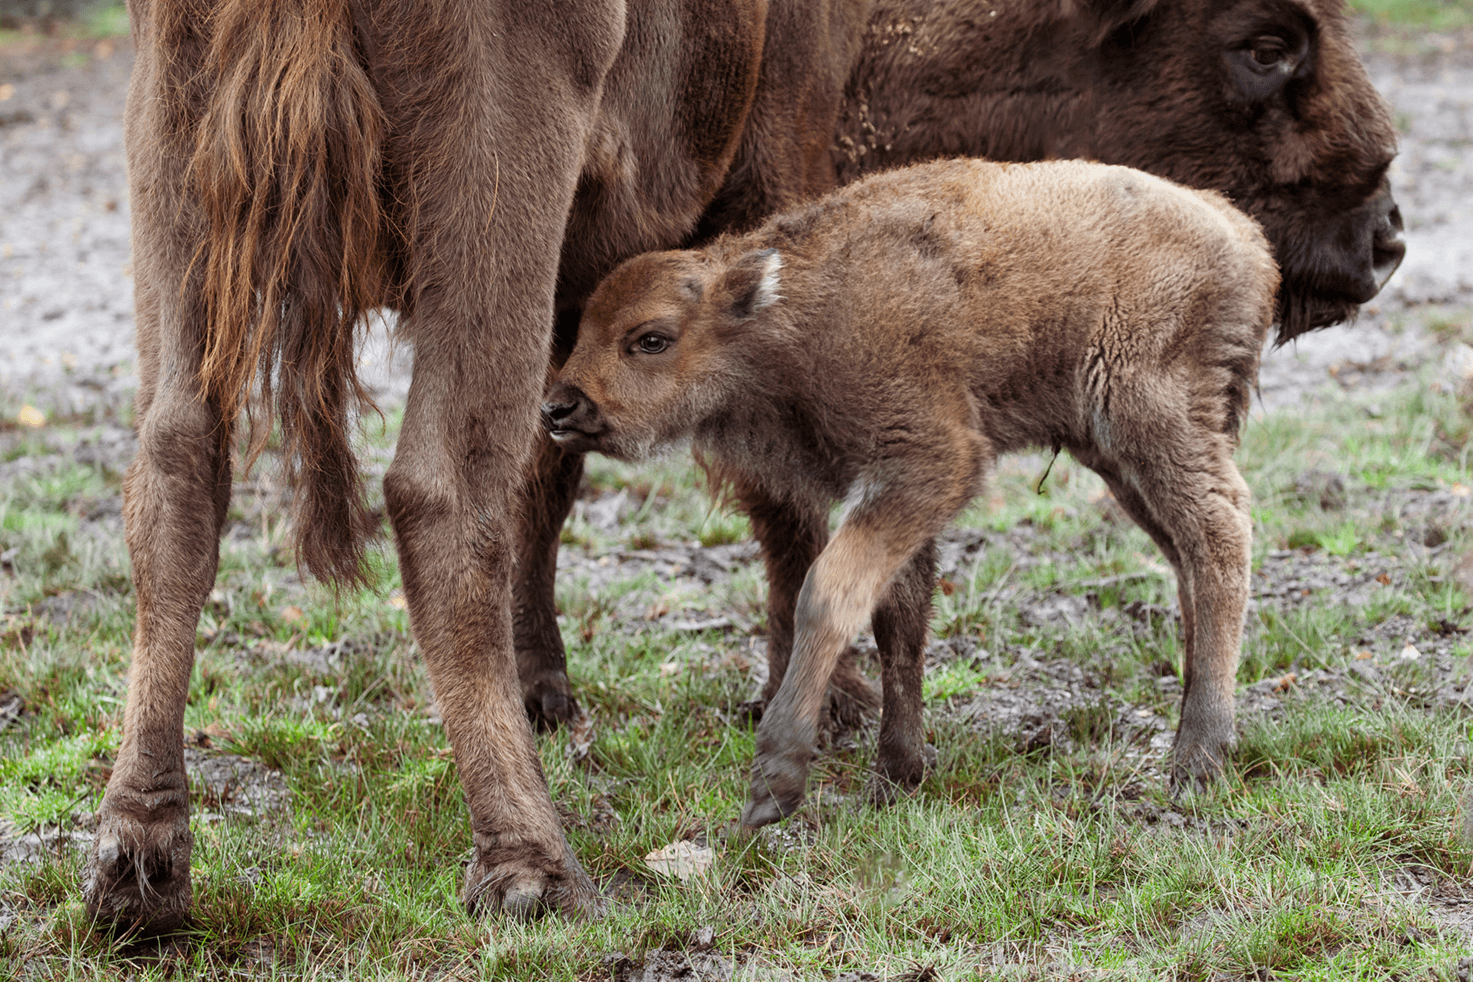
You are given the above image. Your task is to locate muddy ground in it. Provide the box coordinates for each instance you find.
[2,24,1473,979]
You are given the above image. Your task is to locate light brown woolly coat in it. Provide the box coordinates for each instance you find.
[547,158,1279,824]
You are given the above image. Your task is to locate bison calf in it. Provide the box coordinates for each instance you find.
[544,158,1278,826]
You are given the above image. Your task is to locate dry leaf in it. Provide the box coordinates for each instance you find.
[280,605,307,627]
[643,841,715,881]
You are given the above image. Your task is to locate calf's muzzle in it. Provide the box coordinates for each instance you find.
[541,382,604,451]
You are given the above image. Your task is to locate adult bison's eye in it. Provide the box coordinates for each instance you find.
[1246,36,1295,73]
[1226,32,1308,104]
[636,333,670,355]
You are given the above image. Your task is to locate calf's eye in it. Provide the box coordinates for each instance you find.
[636,333,670,354]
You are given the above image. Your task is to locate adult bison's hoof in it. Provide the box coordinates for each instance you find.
[463,840,606,920]
[518,665,579,732]
[740,749,809,828]
[83,788,194,934]
[1168,726,1235,794]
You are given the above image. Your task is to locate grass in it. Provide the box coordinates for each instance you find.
[2,360,1472,980]
[0,2,128,45]
[1349,0,1473,32]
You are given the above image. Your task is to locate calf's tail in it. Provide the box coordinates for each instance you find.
[184,0,390,586]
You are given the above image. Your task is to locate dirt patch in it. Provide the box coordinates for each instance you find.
[0,748,289,869]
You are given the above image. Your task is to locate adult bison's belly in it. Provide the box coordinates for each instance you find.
[554,0,766,322]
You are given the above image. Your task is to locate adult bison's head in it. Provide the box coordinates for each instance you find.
[838,0,1405,344]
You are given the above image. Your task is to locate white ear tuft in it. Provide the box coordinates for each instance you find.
[750,249,783,312]
[725,248,785,320]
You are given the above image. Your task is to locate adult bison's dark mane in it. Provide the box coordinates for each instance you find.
[835,0,1406,346]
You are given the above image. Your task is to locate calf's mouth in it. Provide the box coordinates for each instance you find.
[541,383,608,453]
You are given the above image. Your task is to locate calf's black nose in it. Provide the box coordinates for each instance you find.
[540,383,586,432]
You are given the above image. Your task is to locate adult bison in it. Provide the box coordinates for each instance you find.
[86,0,870,931]
[86,0,1401,932]
[834,0,1406,343]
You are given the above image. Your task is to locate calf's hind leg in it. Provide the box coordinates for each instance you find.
[1089,440,1250,790]
[867,539,939,806]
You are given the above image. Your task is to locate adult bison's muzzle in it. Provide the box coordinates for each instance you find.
[1327,182,1405,304]
[1368,187,1407,297]
[1277,180,1406,342]
[541,384,605,453]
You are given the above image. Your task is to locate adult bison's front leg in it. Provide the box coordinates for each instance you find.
[513,431,584,730]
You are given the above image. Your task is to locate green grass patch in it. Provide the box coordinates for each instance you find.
[1350,0,1473,31]
[2,359,1471,978]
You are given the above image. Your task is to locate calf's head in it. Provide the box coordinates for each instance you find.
[543,248,784,460]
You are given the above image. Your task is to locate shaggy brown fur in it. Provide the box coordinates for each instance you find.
[835,0,1404,343]
[91,0,1399,931]
[88,0,871,931]
[520,0,1407,747]
[545,158,1280,824]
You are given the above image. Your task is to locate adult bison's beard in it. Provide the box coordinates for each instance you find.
[1269,182,1406,346]
[1273,286,1363,346]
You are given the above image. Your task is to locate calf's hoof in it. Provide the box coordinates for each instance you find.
[866,743,937,808]
[740,748,810,828]
[83,791,194,934]
[518,664,579,732]
[463,839,606,920]
[1168,724,1235,794]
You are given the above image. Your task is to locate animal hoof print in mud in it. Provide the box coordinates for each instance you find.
[83,806,194,934]
[462,852,606,921]
[519,667,580,731]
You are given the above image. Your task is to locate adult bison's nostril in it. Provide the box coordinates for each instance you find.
[1371,199,1405,294]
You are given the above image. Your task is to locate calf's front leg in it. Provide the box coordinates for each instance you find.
[741,508,945,827]
[735,482,881,731]
[867,540,938,805]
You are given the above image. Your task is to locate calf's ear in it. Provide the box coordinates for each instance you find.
[720,248,783,321]
[1062,0,1161,45]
